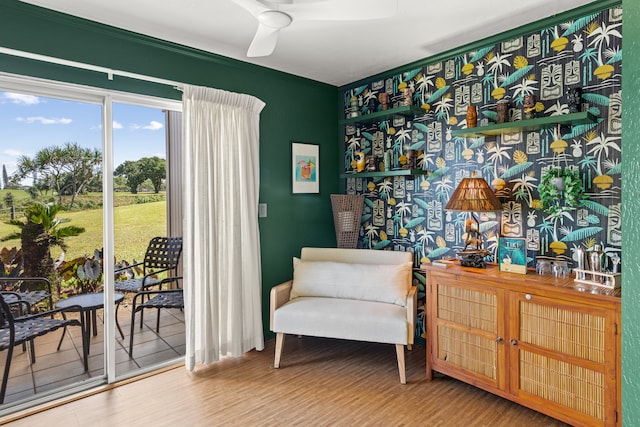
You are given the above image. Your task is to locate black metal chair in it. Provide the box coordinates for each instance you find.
[114,236,182,294]
[0,277,53,312]
[0,293,84,404]
[114,237,182,334]
[129,276,183,357]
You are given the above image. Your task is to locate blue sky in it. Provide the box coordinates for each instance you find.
[0,91,166,181]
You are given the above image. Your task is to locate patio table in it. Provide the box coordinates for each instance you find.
[55,292,125,370]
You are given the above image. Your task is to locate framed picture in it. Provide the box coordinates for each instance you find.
[498,237,528,274]
[292,142,319,193]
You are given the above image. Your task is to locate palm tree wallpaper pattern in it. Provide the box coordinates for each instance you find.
[341,7,622,341]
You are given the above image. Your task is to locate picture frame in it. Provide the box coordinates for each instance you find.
[292,142,319,194]
[498,237,528,274]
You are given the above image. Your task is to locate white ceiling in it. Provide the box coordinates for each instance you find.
[21,0,597,87]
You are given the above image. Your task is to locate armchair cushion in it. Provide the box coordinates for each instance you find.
[273,297,409,345]
[290,258,412,307]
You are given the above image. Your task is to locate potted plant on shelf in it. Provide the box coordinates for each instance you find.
[537,167,586,217]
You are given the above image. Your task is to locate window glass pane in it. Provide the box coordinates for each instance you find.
[112,102,184,377]
[0,90,104,405]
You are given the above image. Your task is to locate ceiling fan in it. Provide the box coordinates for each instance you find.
[233,0,398,57]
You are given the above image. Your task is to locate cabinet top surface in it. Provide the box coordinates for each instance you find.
[421,263,621,304]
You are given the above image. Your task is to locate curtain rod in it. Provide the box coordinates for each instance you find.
[0,46,184,91]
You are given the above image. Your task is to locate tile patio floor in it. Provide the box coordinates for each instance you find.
[1,302,185,405]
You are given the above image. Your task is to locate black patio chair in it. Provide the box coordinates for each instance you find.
[0,277,53,312]
[114,236,182,295]
[114,237,182,334]
[129,276,183,357]
[0,293,84,404]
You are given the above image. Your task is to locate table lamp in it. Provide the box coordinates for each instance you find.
[445,171,502,267]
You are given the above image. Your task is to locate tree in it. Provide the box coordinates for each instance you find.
[15,142,102,207]
[114,160,145,194]
[115,156,166,194]
[1,202,85,280]
[139,156,167,193]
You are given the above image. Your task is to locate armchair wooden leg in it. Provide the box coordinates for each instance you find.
[395,344,406,384]
[274,333,285,368]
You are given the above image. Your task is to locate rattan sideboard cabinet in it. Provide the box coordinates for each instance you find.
[422,264,621,427]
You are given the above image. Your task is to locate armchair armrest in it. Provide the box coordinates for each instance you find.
[269,280,292,331]
[406,286,417,345]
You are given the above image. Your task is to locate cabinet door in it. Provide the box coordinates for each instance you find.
[508,292,618,426]
[428,276,507,390]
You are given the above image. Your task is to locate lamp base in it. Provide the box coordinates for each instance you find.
[458,249,491,268]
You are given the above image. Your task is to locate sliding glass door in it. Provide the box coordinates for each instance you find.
[112,101,184,377]
[0,76,182,413]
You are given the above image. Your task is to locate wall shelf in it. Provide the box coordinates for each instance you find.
[451,111,598,137]
[339,105,425,126]
[340,169,431,179]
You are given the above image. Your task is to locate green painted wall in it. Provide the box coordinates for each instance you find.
[0,0,339,338]
[2,0,638,420]
[621,0,640,423]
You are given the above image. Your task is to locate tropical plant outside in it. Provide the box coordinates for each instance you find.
[0,198,166,298]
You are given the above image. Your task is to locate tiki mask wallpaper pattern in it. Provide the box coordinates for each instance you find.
[341,7,622,340]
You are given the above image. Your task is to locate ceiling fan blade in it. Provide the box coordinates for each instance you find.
[247,23,281,57]
[232,0,270,18]
[284,0,398,21]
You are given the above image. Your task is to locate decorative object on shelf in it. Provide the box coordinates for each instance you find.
[366,156,377,172]
[523,94,537,119]
[402,87,413,106]
[383,150,391,171]
[498,237,527,274]
[566,87,582,113]
[355,151,365,172]
[330,194,365,248]
[404,150,415,170]
[366,97,378,114]
[292,142,319,194]
[466,105,477,128]
[537,167,586,217]
[445,171,503,268]
[349,95,359,118]
[378,92,389,111]
[496,100,509,124]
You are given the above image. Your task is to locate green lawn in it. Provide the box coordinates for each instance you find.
[0,200,167,263]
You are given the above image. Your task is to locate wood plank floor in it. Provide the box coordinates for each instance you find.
[1,336,569,426]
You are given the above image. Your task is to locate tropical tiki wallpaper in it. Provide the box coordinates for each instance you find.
[341,6,622,341]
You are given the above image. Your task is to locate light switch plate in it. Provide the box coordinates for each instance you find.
[258,203,267,218]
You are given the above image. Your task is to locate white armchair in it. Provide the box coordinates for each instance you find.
[270,247,417,383]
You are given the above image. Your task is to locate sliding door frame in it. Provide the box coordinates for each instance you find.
[0,72,182,413]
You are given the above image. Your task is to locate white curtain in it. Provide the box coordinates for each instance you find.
[182,85,266,371]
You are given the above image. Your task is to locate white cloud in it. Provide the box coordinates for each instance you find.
[16,116,73,125]
[2,149,22,157]
[2,92,40,105]
[143,121,163,130]
[113,120,123,129]
[130,120,164,131]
